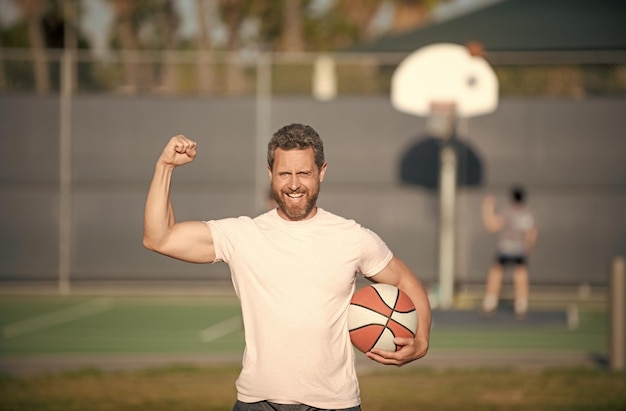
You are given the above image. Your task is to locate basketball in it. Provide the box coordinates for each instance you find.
[348,283,418,353]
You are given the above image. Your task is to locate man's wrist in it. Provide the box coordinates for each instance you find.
[155,160,176,173]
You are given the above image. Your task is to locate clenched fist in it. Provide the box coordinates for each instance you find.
[159,135,197,167]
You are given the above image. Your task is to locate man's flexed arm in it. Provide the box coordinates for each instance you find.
[143,135,216,263]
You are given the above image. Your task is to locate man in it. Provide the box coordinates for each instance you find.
[144,123,431,410]
[481,186,538,319]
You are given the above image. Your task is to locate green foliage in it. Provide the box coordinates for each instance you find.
[305,10,360,51]
[495,65,626,98]
[1,23,31,48]
[1,0,623,96]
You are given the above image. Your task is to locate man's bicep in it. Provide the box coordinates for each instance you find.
[370,256,411,287]
[164,221,216,263]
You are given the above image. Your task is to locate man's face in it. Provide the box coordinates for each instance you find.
[269,147,327,221]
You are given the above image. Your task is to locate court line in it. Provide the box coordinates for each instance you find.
[2,297,114,339]
[199,315,243,343]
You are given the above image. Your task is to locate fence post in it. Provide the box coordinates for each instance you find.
[610,256,626,371]
[254,52,272,213]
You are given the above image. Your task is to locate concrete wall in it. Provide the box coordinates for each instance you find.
[1,95,624,288]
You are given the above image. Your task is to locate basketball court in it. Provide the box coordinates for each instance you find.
[0,292,607,376]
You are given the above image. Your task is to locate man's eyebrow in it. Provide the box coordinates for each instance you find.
[276,169,313,174]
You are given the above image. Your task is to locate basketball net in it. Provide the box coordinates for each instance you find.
[426,102,457,139]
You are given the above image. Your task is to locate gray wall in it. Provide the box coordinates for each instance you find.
[1,95,625,287]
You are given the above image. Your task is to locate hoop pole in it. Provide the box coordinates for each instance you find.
[438,142,456,309]
[433,103,457,310]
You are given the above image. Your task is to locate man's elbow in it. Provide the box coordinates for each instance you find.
[142,234,162,252]
[143,236,155,251]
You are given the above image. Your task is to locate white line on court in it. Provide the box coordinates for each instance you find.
[2,297,115,339]
[199,315,243,343]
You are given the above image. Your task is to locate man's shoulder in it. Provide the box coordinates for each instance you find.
[207,215,256,232]
[316,208,360,228]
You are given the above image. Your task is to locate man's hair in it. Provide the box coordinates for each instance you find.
[511,185,526,204]
[267,123,325,170]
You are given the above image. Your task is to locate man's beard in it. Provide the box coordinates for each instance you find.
[272,188,319,221]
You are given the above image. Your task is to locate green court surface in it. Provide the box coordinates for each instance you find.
[0,296,245,355]
[0,294,608,372]
[430,308,607,352]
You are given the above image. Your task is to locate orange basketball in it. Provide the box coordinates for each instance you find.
[348,283,418,353]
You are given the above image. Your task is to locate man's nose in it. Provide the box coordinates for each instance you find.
[288,175,300,190]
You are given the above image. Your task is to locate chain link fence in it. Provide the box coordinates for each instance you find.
[1,48,626,97]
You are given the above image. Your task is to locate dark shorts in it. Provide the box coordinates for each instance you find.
[496,254,527,267]
[233,400,361,411]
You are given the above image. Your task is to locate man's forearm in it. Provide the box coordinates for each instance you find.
[406,281,431,347]
[143,163,176,250]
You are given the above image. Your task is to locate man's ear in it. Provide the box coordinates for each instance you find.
[319,163,328,182]
[267,166,272,181]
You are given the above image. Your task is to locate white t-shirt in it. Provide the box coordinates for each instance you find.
[205,207,392,409]
[497,205,535,256]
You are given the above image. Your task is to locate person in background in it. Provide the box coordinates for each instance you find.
[481,185,538,319]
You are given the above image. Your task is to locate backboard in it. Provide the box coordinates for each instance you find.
[391,43,498,118]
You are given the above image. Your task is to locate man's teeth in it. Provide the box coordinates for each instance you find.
[287,193,304,198]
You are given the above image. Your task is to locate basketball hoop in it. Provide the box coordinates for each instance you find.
[427,102,456,139]
[465,41,485,58]
[390,43,498,119]
[390,42,499,311]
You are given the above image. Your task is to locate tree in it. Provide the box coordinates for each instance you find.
[154,0,180,93]
[388,0,437,33]
[195,0,217,93]
[218,0,248,94]
[16,0,49,94]
[279,0,305,52]
[108,0,156,93]
[335,0,382,42]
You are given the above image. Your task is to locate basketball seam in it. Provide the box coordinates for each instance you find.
[390,290,400,350]
[349,303,385,313]
[350,285,417,352]
[372,332,385,352]
[349,324,384,352]
[376,287,406,350]
[388,316,417,336]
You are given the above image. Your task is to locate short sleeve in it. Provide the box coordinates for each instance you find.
[358,227,393,277]
[204,218,242,263]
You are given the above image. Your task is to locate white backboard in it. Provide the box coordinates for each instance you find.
[391,43,498,118]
